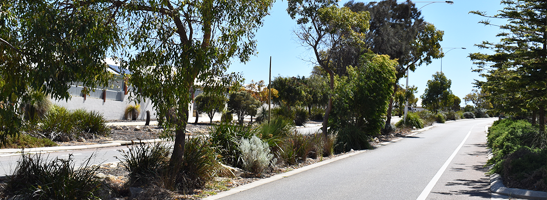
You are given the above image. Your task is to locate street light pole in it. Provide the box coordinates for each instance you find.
[440,47,466,73]
[403,0,454,124]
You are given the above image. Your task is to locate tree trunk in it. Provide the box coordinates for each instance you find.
[540,105,545,133]
[385,83,399,129]
[532,110,537,126]
[169,105,189,168]
[194,111,199,124]
[322,72,335,139]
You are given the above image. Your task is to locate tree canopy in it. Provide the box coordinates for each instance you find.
[288,0,370,136]
[469,0,547,131]
[421,72,453,113]
[0,1,119,140]
[344,0,443,125]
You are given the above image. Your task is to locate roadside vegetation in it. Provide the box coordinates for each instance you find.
[487,119,547,192]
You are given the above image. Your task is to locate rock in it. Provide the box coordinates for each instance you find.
[130,187,144,198]
[77,137,86,142]
[60,135,71,142]
[134,126,141,131]
[373,137,380,143]
[122,126,129,130]
[95,173,107,179]
[112,126,122,130]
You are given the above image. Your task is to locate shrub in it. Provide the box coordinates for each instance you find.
[445,111,460,121]
[382,123,397,134]
[271,107,294,121]
[309,107,324,121]
[258,117,294,150]
[463,105,475,112]
[501,147,547,192]
[463,112,475,119]
[119,142,170,187]
[435,113,446,123]
[487,119,546,174]
[21,90,51,122]
[395,112,424,129]
[294,108,308,126]
[39,106,110,141]
[220,110,233,123]
[209,123,255,168]
[6,153,101,199]
[124,104,141,120]
[174,137,221,193]
[40,105,73,140]
[474,108,488,118]
[416,110,435,126]
[71,109,110,137]
[0,134,57,148]
[238,136,275,174]
[279,132,315,165]
[333,125,372,154]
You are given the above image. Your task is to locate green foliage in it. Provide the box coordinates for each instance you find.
[487,119,546,173]
[463,105,475,112]
[195,93,228,124]
[333,125,372,154]
[474,108,489,118]
[0,0,118,140]
[6,153,101,199]
[209,123,256,168]
[435,113,446,123]
[271,76,307,112]
[416,110,435,126]
[310,107,325,121]
[395,112,424,129]
[120,142,170,187]
[279,132,316,165]
[294,108,309,126]
[175,137,221,193]
[228,91,261,125]
[446,110,463,120]
[40,106,110,141]
[463,112,475,119]
[421,72,453,113]
[258,117,294,147]
[470,0,547,131]
[501,147,547,192]
[0,134,57,149]
[238,136,274,174]
[330,53,397,136]
[221,110,233,123]
[271,107,294,121]
[21,90,51,122]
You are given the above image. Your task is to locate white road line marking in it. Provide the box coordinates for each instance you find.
[416,125,476,200]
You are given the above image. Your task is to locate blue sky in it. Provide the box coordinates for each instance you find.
[227,0,506,106]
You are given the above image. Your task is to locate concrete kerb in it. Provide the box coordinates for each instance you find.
[0,139,164,157]
[485,125,547,199]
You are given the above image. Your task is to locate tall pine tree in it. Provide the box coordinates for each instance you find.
[470,0,547,132]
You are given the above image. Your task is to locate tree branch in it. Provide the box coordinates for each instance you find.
[0,38,22,54]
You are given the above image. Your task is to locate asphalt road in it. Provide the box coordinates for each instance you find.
[0,145,130,177]
[215,118,497,200]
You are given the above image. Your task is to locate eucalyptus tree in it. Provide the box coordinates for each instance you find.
[1,0,274,166]
[344,0,444,126]
[0,1,118,140]
[287,0,370,137]
[421,72,453,113]
[195,92,227,124]
[117,0,274,165]
[470,0,547,131]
